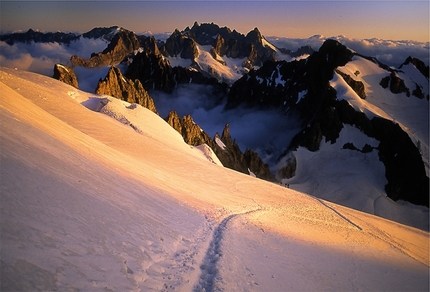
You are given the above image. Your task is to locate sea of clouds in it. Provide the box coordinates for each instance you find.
[0,34,428,166]
[267,34,429,68]
[149,84,301,165]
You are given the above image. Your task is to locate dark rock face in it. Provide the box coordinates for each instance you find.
[138,36,161,56]
[371,117,429,207]
[379,72,410,96]
[125,49,229,94]
[277,153,297,179]
[160,22,278,68]
[226,39,429,206]
[244,148,274,180]
[210,26,276,67]
[215,124,274,181]
[227,39,353,111]
[125,50,175,92]
[166,111,212,146]
[400,56,429,79]
[165,112,274,181]
[160,29,199,60]
[95,66,158,114]
[52,63,79,88]
[335,69,366,99]
[71,30,140,68]
[0,28,79,45]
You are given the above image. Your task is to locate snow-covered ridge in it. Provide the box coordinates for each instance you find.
[334,55,429,176]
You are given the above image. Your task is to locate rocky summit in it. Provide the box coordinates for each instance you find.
[71,29,140,68]
[95,66,158,114]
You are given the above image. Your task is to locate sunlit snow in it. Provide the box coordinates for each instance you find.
[0,67,428,291]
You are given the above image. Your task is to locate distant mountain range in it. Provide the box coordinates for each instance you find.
[1,23,428,228]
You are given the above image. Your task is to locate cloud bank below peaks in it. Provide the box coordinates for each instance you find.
[150,84,301,166]
[267,35,429,68]
[0,37,107,76]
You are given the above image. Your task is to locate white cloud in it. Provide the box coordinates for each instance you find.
[267,35,429,67]
[0,37,107,76]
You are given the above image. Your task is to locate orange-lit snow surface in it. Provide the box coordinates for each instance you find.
[1,67,428,291]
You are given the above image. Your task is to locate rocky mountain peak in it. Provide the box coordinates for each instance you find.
[52,63,79,89]
[245,27,263,43]
[161,29,198,60]
[71,28,140,68]
[318,39,354,71]
[82,26,121,41]
[400,56,429,79]
[221,123,231,140]
[95,66,158,114]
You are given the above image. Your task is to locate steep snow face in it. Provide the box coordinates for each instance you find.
[334,55,429,175]
[0,68,429,291]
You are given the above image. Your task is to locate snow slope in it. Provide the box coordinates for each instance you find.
[280,55,429,231]
[0,67,429,291]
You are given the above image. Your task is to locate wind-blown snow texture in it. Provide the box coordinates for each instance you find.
[0,68,428,291]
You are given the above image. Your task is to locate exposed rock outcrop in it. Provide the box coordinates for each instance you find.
[379,72,410,96]
[95,66,158,114]
[165,111,212,146]
[160,29,199,60]
[400,56,429,79]
[165,112,274,181]
[226,39,429,206]
[161,22,278,69]
[125,49,229,94]
[335,69,366,99]
[52,63,79,88]
[227,39,353,110]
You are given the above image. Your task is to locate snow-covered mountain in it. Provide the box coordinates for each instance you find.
[0,23,428,231]
[227,40,429,224]
[1,67,428,291]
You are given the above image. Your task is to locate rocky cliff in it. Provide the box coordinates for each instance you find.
[125,48,229,94]
[163,22,278,68]
[95,66,158,114]
[52,63,79,88]
[165,111,273,181]
[71,29,140,68]
[226,39,429,206]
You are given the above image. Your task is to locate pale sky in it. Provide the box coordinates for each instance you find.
[1,1,429,42]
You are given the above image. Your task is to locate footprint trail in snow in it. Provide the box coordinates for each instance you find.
[194,208,261,292]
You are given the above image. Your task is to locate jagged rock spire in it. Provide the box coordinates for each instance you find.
[95,66,158,114]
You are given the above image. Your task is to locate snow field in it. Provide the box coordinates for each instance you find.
[0,67,428,291]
